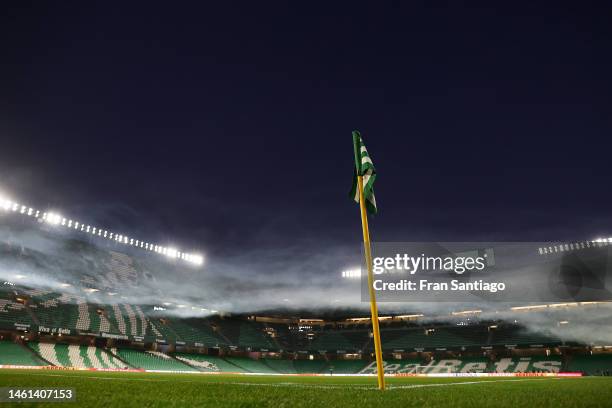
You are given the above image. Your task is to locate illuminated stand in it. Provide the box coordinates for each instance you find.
[0,195,203,266]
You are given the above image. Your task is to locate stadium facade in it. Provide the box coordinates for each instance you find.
[0,202,611,376]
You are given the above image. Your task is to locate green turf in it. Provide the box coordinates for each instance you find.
[0,369,610,407]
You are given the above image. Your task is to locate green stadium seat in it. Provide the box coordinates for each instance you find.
[174,353,247,372]
[28,342,126,368]
[0,341,45,366]
[113,348,197,371]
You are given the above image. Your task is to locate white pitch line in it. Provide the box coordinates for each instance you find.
[388,378,560,390]
[20,373,574,391]
[22,373,369,388]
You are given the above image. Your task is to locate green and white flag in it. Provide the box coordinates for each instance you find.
[350,130,377,214]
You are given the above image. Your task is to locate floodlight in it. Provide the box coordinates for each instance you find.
[1,196,206,267]
[341,268,361,279]
[190,254,204,265]
[46,213,62,225]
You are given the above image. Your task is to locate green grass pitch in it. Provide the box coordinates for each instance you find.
[0,369,611,407]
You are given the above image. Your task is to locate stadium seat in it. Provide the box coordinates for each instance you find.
[310,332,357,352]
[173,353,247,372]
[0,341,45,366]
[113,348,197,371]
[568,354,612,375]
[293,359,328,374]
[263,359,297,374]
[223,356,278,373]
[28,342,126,368]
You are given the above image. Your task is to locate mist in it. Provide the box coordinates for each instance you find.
[1,220,611,345]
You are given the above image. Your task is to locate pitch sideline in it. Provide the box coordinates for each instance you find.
[16,372,575,391]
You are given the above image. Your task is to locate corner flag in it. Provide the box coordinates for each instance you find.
[350,130,385,390]
[350,131,377,214]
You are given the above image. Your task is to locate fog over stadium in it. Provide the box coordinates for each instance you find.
[1,200,611,347]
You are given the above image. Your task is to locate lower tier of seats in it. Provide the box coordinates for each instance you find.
[28,342,127,369]
[14,343,612,375]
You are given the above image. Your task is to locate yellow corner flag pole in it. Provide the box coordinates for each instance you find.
[357,174,386,390]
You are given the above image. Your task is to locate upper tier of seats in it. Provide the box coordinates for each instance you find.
[490,326,559,346]
[158,318,225,347]
[0,289,34,327]
[381,326,489,350]
[310,332,359,351]
[218,321,274,349]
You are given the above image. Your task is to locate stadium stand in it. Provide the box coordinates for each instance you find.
[293,359,327,374]
[148,319,178,342]
[224,356,278,373]
[0,289,34,327]
[327,359,369,374]
[263,359,297,374]
[0,341,45,366]
[2,214,609,378]
[342,330,371,351]
[28,293,80,330]
[358,356,562,374]
[113,349,196,371]
[163,318,225,347]
[28,342,126,368]
[381,326,488,350]
[174,353,247,372]
[568,354,612,375]
[490,326,559,346]
[310,332,357,351]
[219,321,274,349]
[492,356,562,373]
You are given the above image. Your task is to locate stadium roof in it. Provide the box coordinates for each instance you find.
[0,194,204,266]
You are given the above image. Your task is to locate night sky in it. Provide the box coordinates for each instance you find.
[1,2,612,264]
